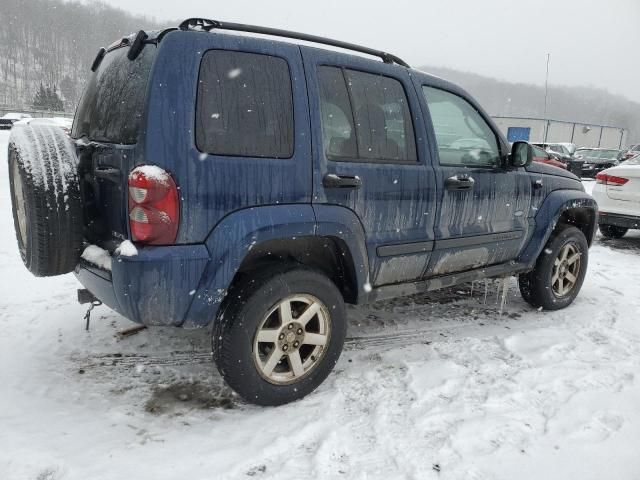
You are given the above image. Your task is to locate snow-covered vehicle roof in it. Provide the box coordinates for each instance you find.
[13,117,72,129]
[1,112,32,120]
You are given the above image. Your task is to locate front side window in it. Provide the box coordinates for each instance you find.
[422,86,500,167]
[196,50,294,158]
[318,66,417,162]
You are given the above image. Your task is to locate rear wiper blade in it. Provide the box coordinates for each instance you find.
[90,47,106,72]
[90,29,148,71]
[127,30,148,60]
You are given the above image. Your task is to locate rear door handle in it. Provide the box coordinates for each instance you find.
[323,173,362,189]
[445,174,475,191]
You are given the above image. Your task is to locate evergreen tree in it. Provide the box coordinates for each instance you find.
[32,83,63,111]
[32,83,47,110]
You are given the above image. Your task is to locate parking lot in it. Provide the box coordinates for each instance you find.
[2,130,640,480]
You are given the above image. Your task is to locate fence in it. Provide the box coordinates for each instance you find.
[493,116,627,149]
[0,107,73,119]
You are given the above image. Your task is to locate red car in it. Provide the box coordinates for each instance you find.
[532,145,567,169]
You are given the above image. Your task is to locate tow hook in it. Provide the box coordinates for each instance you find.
[78,289,102,331]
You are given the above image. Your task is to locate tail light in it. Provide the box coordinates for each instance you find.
[595,172,629,186]
[128,166,179,244]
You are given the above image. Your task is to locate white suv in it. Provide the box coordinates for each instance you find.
[592,157,640,238]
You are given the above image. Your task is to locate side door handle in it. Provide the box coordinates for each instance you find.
[323,173,362,189]
[445,174,475,191]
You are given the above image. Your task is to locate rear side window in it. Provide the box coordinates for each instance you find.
[423,86,500,167]
[318,66,417,162]
[196,50,294,158]
[72,45,156,144]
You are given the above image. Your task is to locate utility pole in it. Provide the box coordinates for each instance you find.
[543,53,550,142]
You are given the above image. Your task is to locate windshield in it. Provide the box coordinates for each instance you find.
[548,145,568,155]
[72,45,156,144]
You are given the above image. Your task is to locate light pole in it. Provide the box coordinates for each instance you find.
[543,53,550,142]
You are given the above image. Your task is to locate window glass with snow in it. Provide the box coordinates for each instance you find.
[72,45,156,144]
[423,86,500,167]
[196,50,294,158]
[318,66,416,163]
[317,66,357,159]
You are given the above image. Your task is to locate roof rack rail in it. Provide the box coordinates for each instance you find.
[178,18,410,68]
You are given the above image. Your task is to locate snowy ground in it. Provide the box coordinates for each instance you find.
[2,129,640,480]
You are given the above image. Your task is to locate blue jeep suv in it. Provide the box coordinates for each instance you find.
[8,18,597,405]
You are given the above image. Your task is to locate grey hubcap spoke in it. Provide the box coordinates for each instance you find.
[253,294,331,385]
[551,242,581,297]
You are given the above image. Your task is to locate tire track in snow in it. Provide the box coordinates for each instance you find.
[73,309,554,371]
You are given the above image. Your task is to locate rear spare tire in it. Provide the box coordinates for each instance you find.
[8,125,83,276]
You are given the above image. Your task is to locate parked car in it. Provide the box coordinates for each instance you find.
[8,18,598,406]
[0,112,32,129]
[575,148,621,178]
[14,117,73,135]
[532,145,567,169]
[532,142,583,175]
[556,142,577,157]
[532,142,573,161]
[591,156,640,238]
[620,144,640,162]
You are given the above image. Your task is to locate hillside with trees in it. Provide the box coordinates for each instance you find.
[0,0,165,112]
[0,0,638,142]
[422,66,640,143]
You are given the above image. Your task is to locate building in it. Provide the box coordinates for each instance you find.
[493,116,627,149]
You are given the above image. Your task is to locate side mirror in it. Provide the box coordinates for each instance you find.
[510,141,533,168]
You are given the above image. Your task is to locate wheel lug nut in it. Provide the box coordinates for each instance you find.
[288,324,293,330]
[278,333,285,340]
[297,328,303,335]
[283,344,288,351]
[293,341,299,347]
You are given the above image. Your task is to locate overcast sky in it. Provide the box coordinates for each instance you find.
[100,0,640,102]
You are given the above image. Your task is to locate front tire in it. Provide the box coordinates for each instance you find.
[213,266,346,406]
[519,226,588,310]
[599,224,627,239]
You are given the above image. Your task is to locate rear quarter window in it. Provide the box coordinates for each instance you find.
[195,50,294,158]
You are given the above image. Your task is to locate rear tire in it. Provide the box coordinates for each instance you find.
[213,265,346,406]
[599,224,627,239]
[519,226,588,310]
[8,125,83,276]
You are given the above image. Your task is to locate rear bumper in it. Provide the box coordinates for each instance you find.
[598,212,640,230]
[74,244,210,326]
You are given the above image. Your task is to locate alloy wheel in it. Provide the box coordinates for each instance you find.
[551,242,581,297]
[253,294,331,385]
